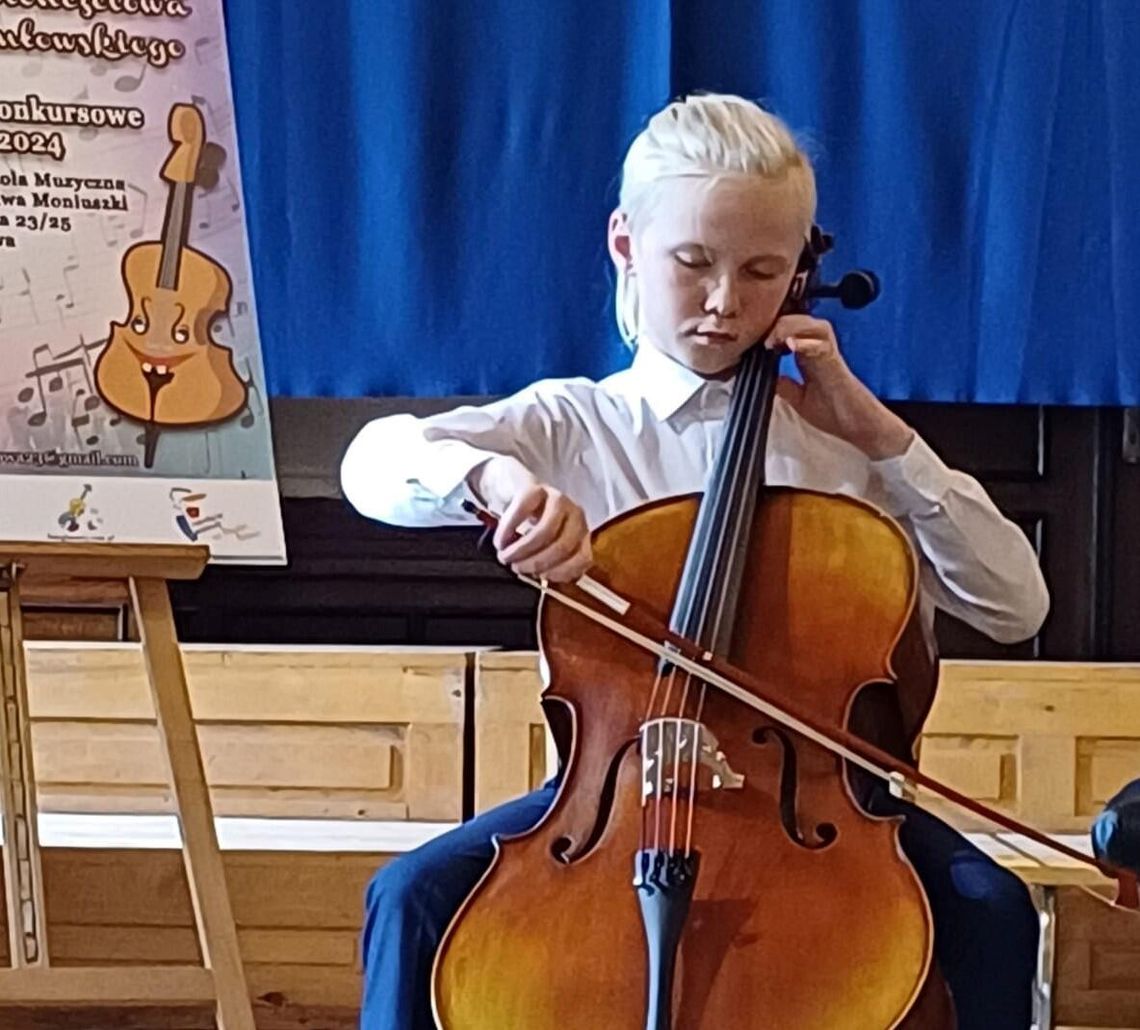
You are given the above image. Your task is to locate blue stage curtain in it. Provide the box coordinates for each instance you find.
[223,0,1139,405]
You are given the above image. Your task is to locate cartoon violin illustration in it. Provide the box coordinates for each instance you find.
[95,102,248,468]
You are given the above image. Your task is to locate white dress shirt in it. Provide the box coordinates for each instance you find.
[341,343,1049,644]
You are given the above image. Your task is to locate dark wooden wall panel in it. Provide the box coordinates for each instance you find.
[1110,409,1140,658]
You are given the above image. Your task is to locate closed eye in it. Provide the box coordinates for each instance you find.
[673,252,711,269]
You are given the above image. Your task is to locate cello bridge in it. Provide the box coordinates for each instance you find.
[639,718,744,800]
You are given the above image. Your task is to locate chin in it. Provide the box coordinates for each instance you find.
[679,344,742,377]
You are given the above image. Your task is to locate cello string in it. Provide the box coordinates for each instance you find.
[683,351,774,855]
[692,353,758,652]
[526,573,888,780]
[642,665,665,847]
[653,665,680,852]
[676,351,768,855]
[705,349,773,653]
[684,682,709,858]
[678,347,757,683]
[643,663,668,722]
[668,677,694,854]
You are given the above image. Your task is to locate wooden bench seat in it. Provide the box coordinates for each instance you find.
[11,642,469,1029]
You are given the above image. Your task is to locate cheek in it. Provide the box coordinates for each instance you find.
[645,268,700,322]
[744,280,792,320]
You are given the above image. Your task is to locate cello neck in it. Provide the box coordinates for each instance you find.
[154,102,207,292]
[669,341,781,656]
[157,179,194,291]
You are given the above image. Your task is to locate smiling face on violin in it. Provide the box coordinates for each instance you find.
[609,175,807,376]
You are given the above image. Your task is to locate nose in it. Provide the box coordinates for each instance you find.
[703,273,738,317]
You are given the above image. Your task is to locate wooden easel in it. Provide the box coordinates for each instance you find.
[0,542,255,1029]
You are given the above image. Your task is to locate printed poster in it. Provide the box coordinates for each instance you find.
[0,0,285,562]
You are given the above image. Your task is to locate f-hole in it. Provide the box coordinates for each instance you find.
[752,726,837,850]
[551,737,639,865]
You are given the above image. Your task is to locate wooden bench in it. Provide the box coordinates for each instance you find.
[14,644,1140,1028]
[13,642,469,1028]
[918,661,1140,1030]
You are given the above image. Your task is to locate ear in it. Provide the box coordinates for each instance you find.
[607,208,634,270]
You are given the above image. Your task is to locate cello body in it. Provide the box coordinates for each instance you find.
[433,489,942,1028]
[96,240,242,426]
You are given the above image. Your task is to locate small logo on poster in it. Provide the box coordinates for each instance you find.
[48,483,115,541]
[170,486,259,542]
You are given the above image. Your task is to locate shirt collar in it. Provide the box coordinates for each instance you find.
[623,343,735,422]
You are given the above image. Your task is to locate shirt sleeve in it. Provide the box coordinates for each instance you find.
[869,433,1050,644]
[339,380,583,527]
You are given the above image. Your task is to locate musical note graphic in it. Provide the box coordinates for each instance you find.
[70,388,101,448]
[53,245,82,322]
[17,337,102,430]
[239,358,262,429]
[194,36,222,66]
[191,93,233,135]
[54,282,75,323]
[62,249,80,295]
[195,179,242,237]
[17,268,40,325]
[196,189,215,233]
[17,375,48,428]
[99,211,124,248]
[127,183,149,239]
[222,175,241,216]
[114,64,147,93]
[73,87,99,142]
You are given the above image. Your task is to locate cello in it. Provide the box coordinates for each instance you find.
[432,230,957,1027]
[95,102,247,468]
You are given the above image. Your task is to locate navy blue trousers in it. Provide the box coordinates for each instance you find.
[360,781,1038,1029]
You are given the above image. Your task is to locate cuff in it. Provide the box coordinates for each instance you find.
[414,437,500,509]
[871,434,955,519]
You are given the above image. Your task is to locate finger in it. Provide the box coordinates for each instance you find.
[535,538,593,583]
[775,375,804,407]
[508,505,586,572]
[513,517,587,572]
[532,493,574,541]
[785,335,834,357]
[508,505,586,570]
[772,313,831,336]
[500,503,568,564]
[495,488,546,551]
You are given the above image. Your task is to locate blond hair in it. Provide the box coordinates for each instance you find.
[614,93,816,345]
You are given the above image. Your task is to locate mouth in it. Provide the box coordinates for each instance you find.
[689,329,738,344]
[123,337,194,370]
